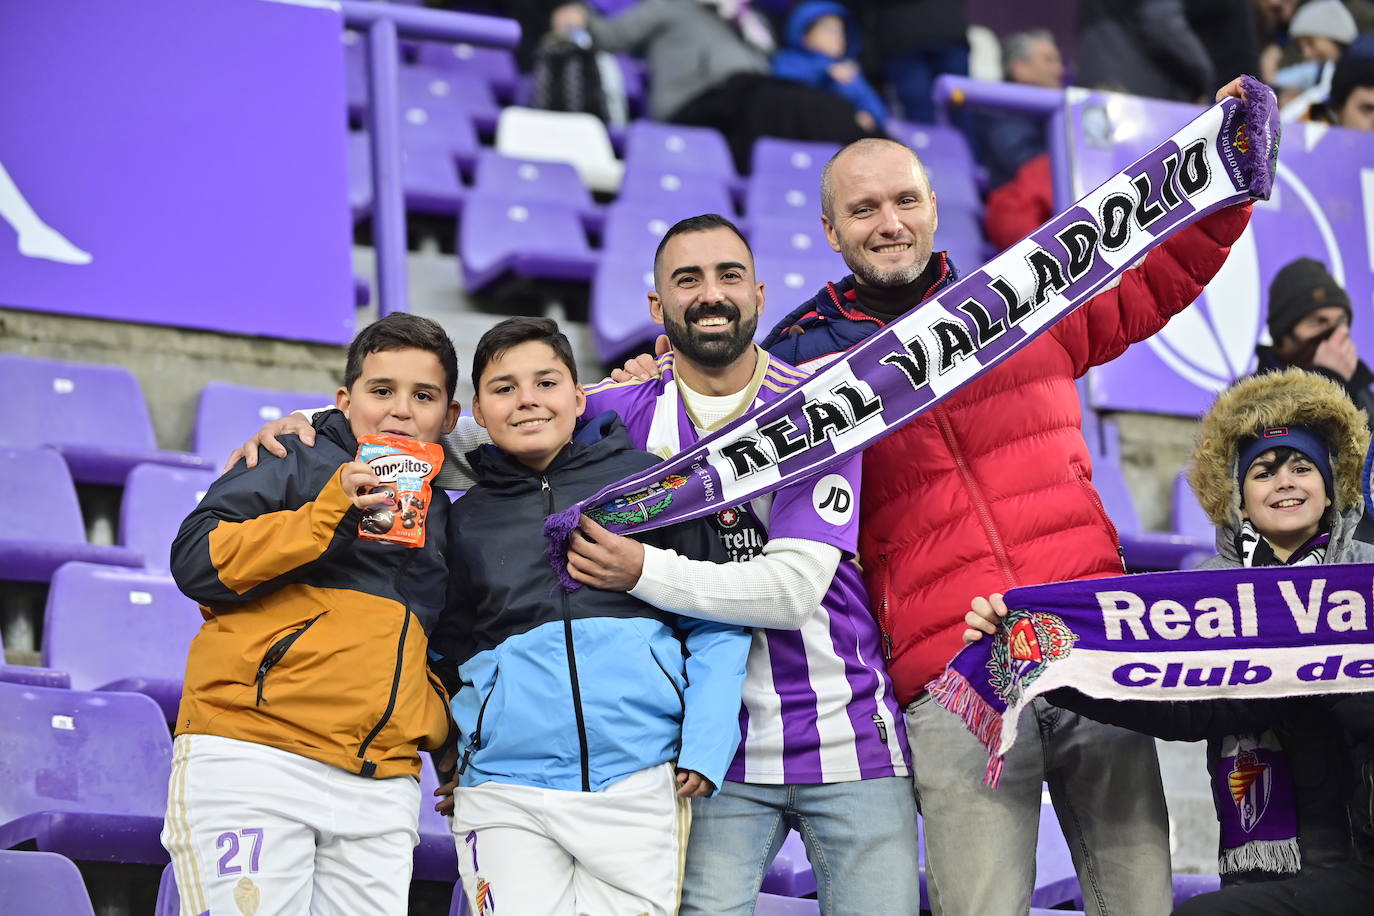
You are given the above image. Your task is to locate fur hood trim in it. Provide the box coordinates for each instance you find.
[1189,368,1369,526]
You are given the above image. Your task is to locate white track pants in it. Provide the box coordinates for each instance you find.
[161,734,420,916]
[452,763,690,916]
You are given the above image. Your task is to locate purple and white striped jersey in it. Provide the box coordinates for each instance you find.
[584,348,910,784]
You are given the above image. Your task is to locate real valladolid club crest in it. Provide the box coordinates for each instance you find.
[1229,748,1272,832]
[587,474,688,527]
[989,609,1079,705]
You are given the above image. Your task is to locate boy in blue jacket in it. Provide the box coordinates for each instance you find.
[429,317,749,916]
[773,2,888,132]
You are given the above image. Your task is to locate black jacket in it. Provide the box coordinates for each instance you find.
[1050,688,1374,883]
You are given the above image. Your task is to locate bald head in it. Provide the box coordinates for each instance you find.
[820,138,930,221]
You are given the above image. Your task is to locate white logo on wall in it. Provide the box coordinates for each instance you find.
[0,159,92,265]
[1144,161,1343,393]
[812,473,854,526]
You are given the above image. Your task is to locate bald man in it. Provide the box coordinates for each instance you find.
[760,137,1254,915]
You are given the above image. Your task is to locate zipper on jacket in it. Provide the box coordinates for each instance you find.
[458,671,500,776]
[651,653,685,714]
[255,613,325,706]
[545,475,592,792]
[356,552,419,777]
[1074,464,1127,573]
[935,408,1017,588]
[877,554,894,661]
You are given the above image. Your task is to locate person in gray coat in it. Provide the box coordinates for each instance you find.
[1077,0,1217,103]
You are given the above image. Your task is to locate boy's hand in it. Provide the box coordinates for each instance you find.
[566,514,645,591]
[828,60,859,85]
[676,769,714,798]
[963,593,1009,644]
[224,413,316,472]
[1214,76,1248,103]
[433,746,458,816]
[341,461,390,510]
[609,334,670,382]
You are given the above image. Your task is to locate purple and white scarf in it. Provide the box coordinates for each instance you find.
[543,77,1280,586]
[928,564,1374,799]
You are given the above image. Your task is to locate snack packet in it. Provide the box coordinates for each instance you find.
[355,435,445,548]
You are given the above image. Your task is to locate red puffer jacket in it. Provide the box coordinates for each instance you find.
[765,203,1252,705]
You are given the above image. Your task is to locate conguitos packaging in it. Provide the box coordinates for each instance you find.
[355,435,445,547]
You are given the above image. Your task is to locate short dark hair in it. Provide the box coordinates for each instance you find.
[471,316,579,389]
[344,313,458,401]
[652,213,753,287]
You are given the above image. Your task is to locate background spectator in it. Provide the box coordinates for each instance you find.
[1322,39,1374,126]
[858,0,970,124]
[1259,0,1305,84]
[1077,0,1216,103]
[1186,0,1262,95]
[977,30,1063,253]
[1275,0,1359,117]
[553,0,870,171]
[772,2,889,132]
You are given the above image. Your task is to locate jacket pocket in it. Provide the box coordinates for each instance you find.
[650,650,685,717]
[459,669,500,775]
[255,613,326,706]
[1073,462,1125,571]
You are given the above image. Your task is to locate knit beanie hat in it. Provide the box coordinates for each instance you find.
[1236,424,1334,499]
[1289,0,1358,45]
[1266,257,1352,342]
[1330,43,1374,110]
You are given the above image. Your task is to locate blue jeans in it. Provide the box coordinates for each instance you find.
[681,777,921,916]
[883,44,970,125]
[908,695,1173,916]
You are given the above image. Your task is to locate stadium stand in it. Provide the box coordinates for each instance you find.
[0,355,209,486]
[0,681,171,865]
[623,121,738,183]
[0,849,99,916]
[495,106,624,193]
[192,382,337,469]
[41,562,201,722]
[118,464,216,571]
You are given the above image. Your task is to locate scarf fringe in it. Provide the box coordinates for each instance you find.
[543,507,584,592]
[1219,838,1301,876]
[927,666,1008,787]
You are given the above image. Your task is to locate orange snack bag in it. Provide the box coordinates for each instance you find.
[355,435,446,548]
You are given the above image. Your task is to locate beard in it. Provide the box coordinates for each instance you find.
[842,236,932,289]
[663,300,758,369]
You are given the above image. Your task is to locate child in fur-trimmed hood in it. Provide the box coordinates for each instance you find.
[967,367,1374,913]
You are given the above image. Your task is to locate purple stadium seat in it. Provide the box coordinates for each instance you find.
[193,381,334,469]
[755,258,831,337]
[935,204,991,267]
[748,217,846,276]
[154,863,179,916]
[0,681,171,864]
[348,132,464,218]
[1174,469,1213,541]
[589,250,658,363]
[473,150,594,211]
[754,893,819,914]
[617,169,736,218]
[413,40,519,102]
[0,850,97,916]
[1173,872,1221,905]
[0,447,141,583]
[887,119,985,201]
[0,355,211,485]
[415,753,458,882]
[42,562,202,721]
[1094,421,1213,571]
[343,31,367,117]
[759,830,816,897]
[398,64,501,134]
[624,121,736,181]
[118,463,216,570]
[398,101,482,169]
[744,177,822,225]
[749,138,839,185]
[458,194,598,292]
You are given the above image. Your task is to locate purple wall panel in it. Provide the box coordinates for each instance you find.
[1066,92,1374,416]
[0,0,355,344]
